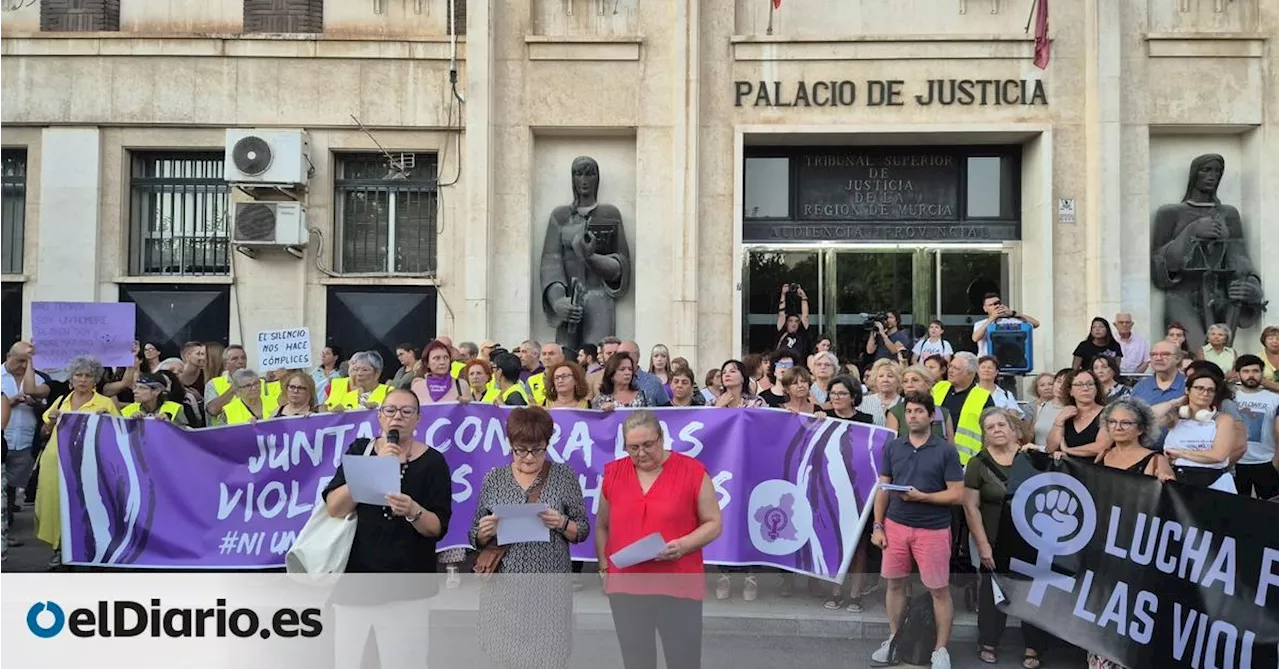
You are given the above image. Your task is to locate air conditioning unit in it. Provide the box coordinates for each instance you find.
[224,129,309,185]
[232,202,308,246]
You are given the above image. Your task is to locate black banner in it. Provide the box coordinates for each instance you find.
[993,454,1278,669]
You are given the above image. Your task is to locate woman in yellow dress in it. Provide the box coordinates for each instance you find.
[36,356,119,569]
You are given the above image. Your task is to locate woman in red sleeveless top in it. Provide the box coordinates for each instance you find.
[595,410,721,669]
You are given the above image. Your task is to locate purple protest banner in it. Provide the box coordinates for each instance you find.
[57,405,890,579]
[31,301,137,369]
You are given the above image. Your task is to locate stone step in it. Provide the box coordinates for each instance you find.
[429,577,1003,641]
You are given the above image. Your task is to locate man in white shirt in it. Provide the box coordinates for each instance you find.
[1113,312,1150,374]
[971,293,1040,358]
[1,342,47,530]
[1233,355,1279,499]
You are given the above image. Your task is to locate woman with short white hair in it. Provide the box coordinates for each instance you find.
[1200,323,1238,379]
[808,351,839,406]
[223,368,275,425]
[328,351,392,410]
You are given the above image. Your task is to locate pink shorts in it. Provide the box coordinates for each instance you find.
[880,518,952,590]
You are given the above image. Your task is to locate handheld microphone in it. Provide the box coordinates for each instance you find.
[387,429,401,445]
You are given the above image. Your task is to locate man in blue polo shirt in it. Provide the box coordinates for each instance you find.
[1132,339,1187,451]
[870,391,964,669]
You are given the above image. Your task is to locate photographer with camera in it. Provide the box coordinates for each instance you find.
[776,284,812,355]
[865,311,912,364]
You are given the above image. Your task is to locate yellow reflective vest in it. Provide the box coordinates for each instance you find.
[450,360,466,380]
[931,381,991,465]
[526,372,547,406]
[329,383,392,410]
[324,377,350,409]
[224,395,279,425]
[121,401,184,421]
[500,383,531,406]
[213,374,276,402]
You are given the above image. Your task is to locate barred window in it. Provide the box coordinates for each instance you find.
[40,0,121,32]
[129,152,231,277]
[2,150,26,275]
[243,0,323,34]
[335,154,438,275]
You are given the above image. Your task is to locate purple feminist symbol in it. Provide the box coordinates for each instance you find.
[753,494,797,542]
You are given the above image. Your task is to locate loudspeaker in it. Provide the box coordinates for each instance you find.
[987,321,1034,374]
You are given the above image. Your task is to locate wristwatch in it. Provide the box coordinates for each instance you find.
[405,507,424,523]
[873,522,885,531]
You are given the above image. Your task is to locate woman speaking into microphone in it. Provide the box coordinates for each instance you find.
[322,388,453,666]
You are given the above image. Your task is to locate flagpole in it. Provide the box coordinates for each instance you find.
[767,1,775,36]
[1024,0,1037,32]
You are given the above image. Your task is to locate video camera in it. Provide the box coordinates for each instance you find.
[862,312,888,331]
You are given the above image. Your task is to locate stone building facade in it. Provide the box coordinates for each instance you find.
[2,0,1276,373]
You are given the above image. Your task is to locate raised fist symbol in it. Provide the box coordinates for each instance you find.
[1030,489,1080,543]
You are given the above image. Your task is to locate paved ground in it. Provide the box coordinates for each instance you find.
[3,501,1084,668]
[428,627,1075,669]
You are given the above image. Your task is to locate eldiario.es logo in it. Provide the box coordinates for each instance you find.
[26,599,322,639]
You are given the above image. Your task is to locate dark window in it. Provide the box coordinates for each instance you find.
[326,285,436,383]
[40,0,121,32]
[335,153,438,275]
[119,284,231,358]
[243,0,323,34]
[1,283,21,351]
[129,152,231,277]
[2,150,27,275]
[744,157,790,219]
[448,0,466,35]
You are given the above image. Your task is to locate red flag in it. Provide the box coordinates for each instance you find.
[773,0,783,8]
[1033,0,1050,69]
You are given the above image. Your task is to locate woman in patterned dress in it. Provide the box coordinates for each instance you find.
[591,353,651,410]
[470,406,589,669]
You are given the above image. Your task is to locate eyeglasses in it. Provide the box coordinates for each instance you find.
[828,391,851,398]
[1106,419,1138,429]
[1188,385,1217,394]
[512,446,547,458]
[287,385,308,392]
[624,438,663,454]
[380,406,419,417]
[553,374,575,382]
[1071,381,1096,388]
[237,383,259,390]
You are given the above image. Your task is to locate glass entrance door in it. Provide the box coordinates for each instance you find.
[741,246,1011,367]
[935,250,1010,355]
[743,250,822,355]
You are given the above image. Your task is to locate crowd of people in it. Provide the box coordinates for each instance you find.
[0,281,1277,669]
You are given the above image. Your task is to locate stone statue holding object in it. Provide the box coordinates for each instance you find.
[539,156,632,349]
[1151,153,1266,348]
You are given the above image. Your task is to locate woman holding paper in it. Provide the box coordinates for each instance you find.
[596,410,722,669]
[321,387,452,667]
[470,406,588,669]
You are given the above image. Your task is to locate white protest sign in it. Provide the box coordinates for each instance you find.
[256,328,312,370]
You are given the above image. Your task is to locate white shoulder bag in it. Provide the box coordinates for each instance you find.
[285,440,374,580]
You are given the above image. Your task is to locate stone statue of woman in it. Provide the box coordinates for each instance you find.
[538,156,632,349]
[1151,153,1265,348]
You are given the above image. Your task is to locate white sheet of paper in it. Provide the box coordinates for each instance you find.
[878,483,916,493]
[341,455,401,506]
[609,532,669,569]
[991,577,1007,606]
[494,503,551,546]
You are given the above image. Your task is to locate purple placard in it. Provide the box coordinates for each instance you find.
[58,405,891,580]
[31,301,136,369]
